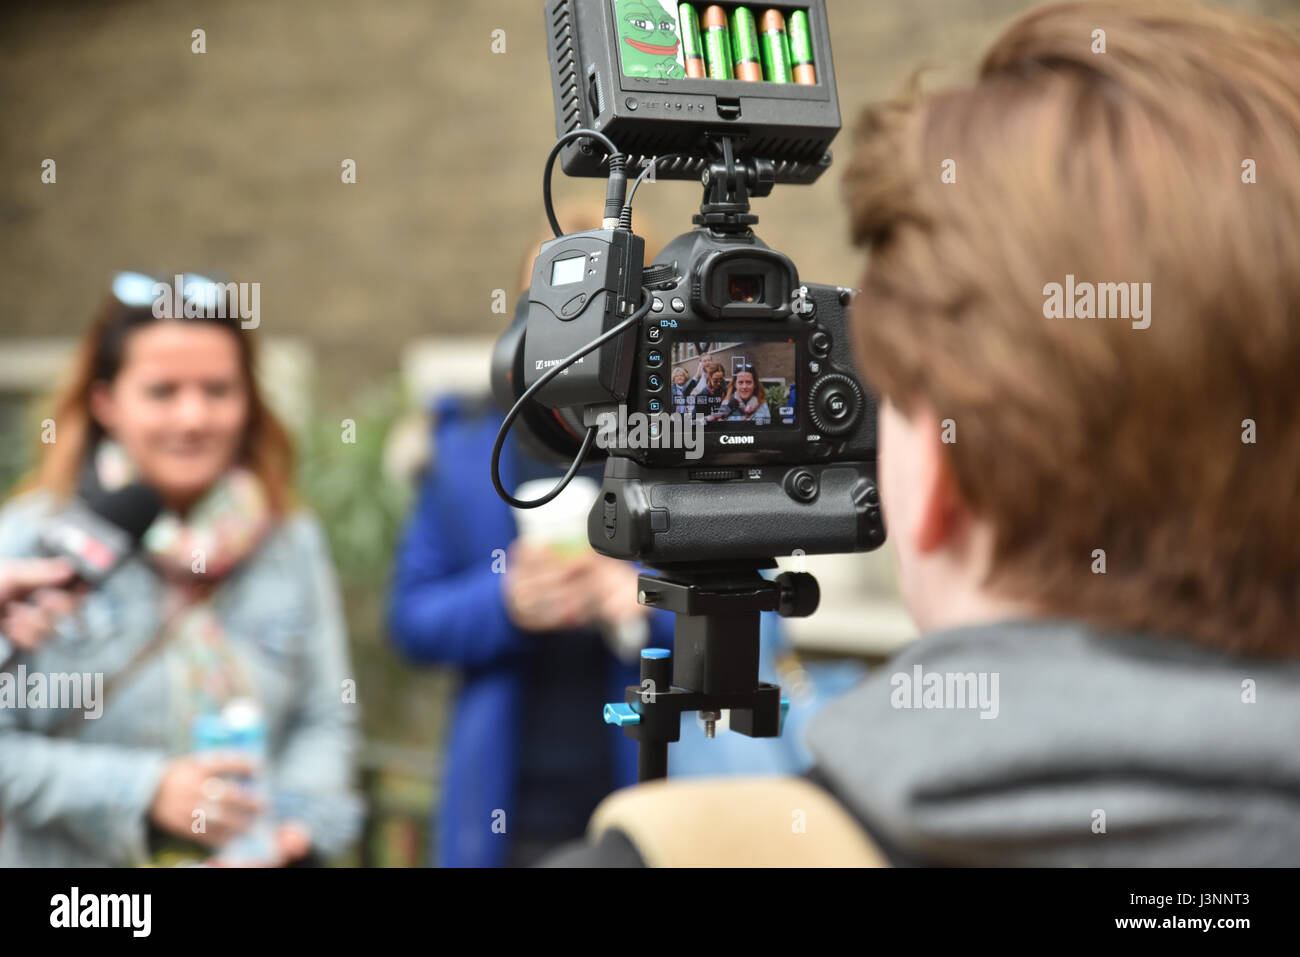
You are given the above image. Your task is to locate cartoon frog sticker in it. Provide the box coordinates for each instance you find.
[616,0,685,79]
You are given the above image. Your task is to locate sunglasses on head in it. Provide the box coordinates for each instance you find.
[111,271,223,313]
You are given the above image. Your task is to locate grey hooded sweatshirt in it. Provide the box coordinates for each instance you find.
[545,618,1300,867]
[804,619,1300,866]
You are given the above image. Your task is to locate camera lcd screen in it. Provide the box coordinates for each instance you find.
[667,337,798,427]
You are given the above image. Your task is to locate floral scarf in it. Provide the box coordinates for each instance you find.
[92,441,272,753]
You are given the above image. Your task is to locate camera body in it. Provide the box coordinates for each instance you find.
[588,226,883,563]
[513,220,884,564]
[610,227,873,468]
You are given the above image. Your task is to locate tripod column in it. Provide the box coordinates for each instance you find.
[638,648,672,781]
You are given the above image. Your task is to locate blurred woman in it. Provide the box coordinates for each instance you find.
[721,364,770,424]
[670,368,693,414]
[694,364,730,421]
[0,273,360,866]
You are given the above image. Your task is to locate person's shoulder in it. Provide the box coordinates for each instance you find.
[267,508,330,556]
[538,829,646,868]
[429,392,500,431]
[423,393,503,468]
[0,489,58,554]
[249,509,336,580]
[0,488,57,521]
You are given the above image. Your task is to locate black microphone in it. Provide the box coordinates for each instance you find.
[1,475,161,667]
[35,480,163,585]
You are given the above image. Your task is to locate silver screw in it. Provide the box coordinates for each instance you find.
[700,710,720,738]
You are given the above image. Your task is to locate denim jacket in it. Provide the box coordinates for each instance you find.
[0,491,362,867]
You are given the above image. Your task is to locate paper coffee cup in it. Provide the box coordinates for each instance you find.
[512,476,599,556]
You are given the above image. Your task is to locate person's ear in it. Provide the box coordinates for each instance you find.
[88,380,118,436]
[911,407,967,555]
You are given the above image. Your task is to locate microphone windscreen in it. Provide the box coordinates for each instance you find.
[41,462,165,583]
[86,481,163,545]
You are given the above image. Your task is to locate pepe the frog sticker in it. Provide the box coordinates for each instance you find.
[616,0,685,79]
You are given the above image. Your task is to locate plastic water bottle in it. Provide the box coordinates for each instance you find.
[191,698,277,864]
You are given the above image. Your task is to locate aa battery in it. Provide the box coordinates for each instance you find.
[730,7,763,82]
[788,9,816,84]
[759,9,793,83]
[679,4,707,79]
[702,5,733,80]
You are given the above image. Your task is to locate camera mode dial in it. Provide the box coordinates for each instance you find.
[808,373,864,436]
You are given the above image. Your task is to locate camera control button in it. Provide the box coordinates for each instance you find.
[646,348,664,367]
[670,297,685,312]
[646,373,664,392]
[783,468,819,503]
[810,330,832,357]
[651,297,665,312]
[808,361,821,375]
[647,398,663,413]
[808,374,864,436]
[646,325,663,343]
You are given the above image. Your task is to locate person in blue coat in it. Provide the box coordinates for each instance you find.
[388,392,677,867]
[387,389,866,867]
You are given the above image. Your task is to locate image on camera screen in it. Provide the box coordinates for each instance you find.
[667,339,798,427]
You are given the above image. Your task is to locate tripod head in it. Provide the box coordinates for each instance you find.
[603,561,820,781]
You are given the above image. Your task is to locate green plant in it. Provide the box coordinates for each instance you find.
[295,375,451,789]
[295,375,413,586]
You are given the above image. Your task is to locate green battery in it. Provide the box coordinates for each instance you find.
[679,4,707,78]
[730,7,763,81]
[702,5,733,80]
[759,9,793,84]
[788,9,816,84]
